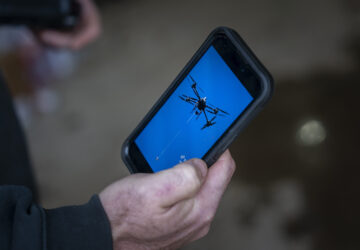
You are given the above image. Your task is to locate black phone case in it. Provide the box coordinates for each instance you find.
[0,0,79,30]
[122,27,274,174]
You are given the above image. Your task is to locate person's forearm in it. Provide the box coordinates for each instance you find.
[0,186,113,250]
[45,195,113,250]
[0,186,45,250]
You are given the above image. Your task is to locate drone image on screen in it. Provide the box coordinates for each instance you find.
[179,75,229,130]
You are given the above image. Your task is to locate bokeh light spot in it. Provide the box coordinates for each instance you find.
[296,120,327,146]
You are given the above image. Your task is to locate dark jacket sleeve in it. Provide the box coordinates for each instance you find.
[0,186,113,250]
[0,72,38,200]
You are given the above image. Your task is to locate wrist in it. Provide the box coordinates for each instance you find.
[99,187,133,246]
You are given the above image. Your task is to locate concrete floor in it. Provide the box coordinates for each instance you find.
[22,0,360,249]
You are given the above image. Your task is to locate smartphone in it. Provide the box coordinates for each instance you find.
[0,0,79,30]
[122,27,273,174]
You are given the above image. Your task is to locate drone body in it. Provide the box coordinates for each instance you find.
[179,75,229,129]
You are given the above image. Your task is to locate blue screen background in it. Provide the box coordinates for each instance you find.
[135,46,253,172]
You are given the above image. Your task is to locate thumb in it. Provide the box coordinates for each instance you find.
[149,158,208,208]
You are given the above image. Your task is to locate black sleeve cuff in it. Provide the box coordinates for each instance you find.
[45,195,113,250]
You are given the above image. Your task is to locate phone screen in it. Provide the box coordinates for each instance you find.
[135,46,253,172]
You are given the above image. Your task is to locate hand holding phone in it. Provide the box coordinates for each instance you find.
[122,27,273,173]
[100,150,236,249]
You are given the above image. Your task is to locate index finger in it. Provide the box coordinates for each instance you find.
[69,0,101,49]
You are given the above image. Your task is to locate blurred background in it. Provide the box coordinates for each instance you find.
[1,0,360,249]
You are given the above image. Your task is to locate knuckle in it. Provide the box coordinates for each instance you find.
[182,165,201,190]
[191,158,207,170]
[137,183,148,196]
[135,185,149,202]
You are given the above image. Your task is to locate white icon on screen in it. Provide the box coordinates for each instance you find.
[179,155,187,163]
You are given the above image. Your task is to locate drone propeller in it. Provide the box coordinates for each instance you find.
[218,108,229,115]
[207,104,229,115]
[206,108,226,117]
[180,95,197,104]
[206,108,217,114]
[188,96,198,101]
[205,106,218,114]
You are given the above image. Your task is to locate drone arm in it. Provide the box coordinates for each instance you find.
[203,110,209,123]
[192,86,201,99]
